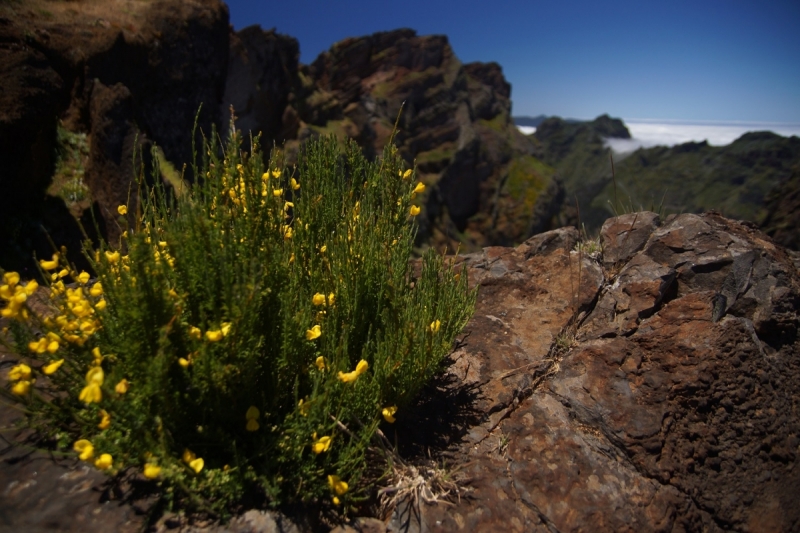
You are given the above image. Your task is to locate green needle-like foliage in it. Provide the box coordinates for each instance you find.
[0,129,476,516]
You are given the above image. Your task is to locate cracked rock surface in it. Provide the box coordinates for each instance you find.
[390,212,800,533]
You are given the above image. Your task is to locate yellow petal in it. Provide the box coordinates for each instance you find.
[189,458,204,474]
[95,453,113,470]
[409,205,421,216]
[315,356,326,371]
[178,357,190,368]
[73,439,94,461]
[115,379,129,394]
[306,325,321,340]
[11,380,32,396]
[86,366,104,385]
[382,406,398,424]
[355,359,369,375]
[182,449,196,464]
[143,463,162,479]
[245,405,260,420]
[89,283,103,297]
[402,169,412,180]
[205,330,223,342]
[79,383,102,404]
[413,182,425,194]
[98,409,111,429]
[117,205,128,215]
[246,419,260,432]
[43,359,64,375]
[8,363,32,381]
[312,293,326,306]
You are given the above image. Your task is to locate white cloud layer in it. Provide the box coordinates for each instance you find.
[516,120,800,154]
[605,120,800,154]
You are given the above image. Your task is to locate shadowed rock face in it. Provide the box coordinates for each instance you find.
[0,0,230,273]
[390,212,800,533]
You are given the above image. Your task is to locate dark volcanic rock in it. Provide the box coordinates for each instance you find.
[221,26,300,151]
[391,212,800,533]
[0,0,229,273]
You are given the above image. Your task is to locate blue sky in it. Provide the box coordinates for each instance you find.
[225,0,800,123]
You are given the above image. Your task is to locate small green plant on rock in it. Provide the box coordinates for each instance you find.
[0,129,475,517]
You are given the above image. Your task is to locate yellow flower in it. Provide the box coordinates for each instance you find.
[410,205,421,216]
[3,272,20,286]
[98,409,111,429]
[80,383,102,404]
[245,405,260,431]
[412,182,425,195]
[272,169,282,179]
[189,458,204,474]
[8,363,32,381]
[77,271,90,284]
[328,293,335,306]
[40,253,59,271]
[312,433,332,454]
[402,169,412,180]
[206,329,223,342]
[178,357,190,368]
[189,326,202,340]
[115,379,129,394]
[298,398,311,416]
[315,356,326,371]
[306,325,321,340]
[221,322,232,336]
[429,320,441,333]
[89,283,103,297]
[74,439,94,461]
[328,474,349,495]
[11,380,32,396]
[337,359,368,383]
[117,205,128,216]
[95,453,113,470]
[182,449,196,464]
[282,225,293,239]
[312,293,326,306]
[43,359,64,375]
[273,188,283,197]
[95,298,107,311]
[91,347,104,366]
[144,463,162,479]
[320,245,327,253]
[333,496,341,505]
[105,251,120,264]
[382,406,398,423]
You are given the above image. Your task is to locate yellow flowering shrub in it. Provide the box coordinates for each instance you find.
[0,130,475,516]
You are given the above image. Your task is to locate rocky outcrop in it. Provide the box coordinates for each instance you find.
[389,211,800,532]
[283,29,561,251]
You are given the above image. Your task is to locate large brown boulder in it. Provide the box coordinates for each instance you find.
[390,212,800,532]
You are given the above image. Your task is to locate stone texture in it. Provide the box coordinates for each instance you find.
[390,212,800,533]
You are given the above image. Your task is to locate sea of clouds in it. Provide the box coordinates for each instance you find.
[517,120,800,154]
